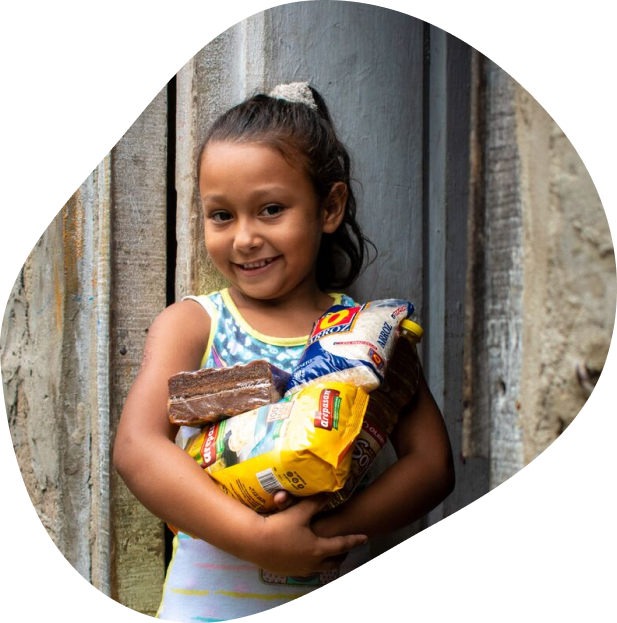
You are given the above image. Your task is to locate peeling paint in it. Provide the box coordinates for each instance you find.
[53,257,62,332]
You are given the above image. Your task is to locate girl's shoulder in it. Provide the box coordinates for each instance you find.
[146,299,211,368]
[154,297,212,330]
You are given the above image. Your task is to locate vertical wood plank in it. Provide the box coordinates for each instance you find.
[90,154,112,594]
[175,16,272,298]
[485,62,525,489]
[176,33,241,298]
[109,88,168,615]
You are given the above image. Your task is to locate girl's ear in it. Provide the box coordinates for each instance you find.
[321,182,348,234]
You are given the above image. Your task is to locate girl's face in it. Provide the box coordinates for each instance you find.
[199,141,342,302]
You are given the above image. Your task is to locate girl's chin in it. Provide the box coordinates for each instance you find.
[229,282,282,300]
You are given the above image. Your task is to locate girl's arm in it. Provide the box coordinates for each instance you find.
[113,300,366,576]
[310,369,455,539]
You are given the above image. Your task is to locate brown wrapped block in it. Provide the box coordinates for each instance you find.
[167,360,291,426]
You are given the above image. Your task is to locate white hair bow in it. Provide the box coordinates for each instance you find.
[268,82,318,110]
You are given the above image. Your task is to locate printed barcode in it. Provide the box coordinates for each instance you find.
[256,469,282,494]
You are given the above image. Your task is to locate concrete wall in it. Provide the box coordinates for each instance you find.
[463,57,616,488]
[517,84,616,465]
[1,158,113,586]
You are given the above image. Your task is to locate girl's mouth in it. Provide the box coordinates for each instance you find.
[234,256,281,276]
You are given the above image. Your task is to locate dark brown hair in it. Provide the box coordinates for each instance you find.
[197,85,376,291]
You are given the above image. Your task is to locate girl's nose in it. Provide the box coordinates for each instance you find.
[232,219,262,252]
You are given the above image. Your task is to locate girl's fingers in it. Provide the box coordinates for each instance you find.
[290,494,329,520]
[272,490,287,504]
[320,533,368,558]
[272,490,295,511]
[274,490,292,511]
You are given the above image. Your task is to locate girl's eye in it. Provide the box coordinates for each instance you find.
[208,210,233,223]
[261,204,285,217]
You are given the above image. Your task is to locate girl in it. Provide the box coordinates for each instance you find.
[113,82,455,622]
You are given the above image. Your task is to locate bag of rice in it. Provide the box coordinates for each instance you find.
[284,299,415,396]
[185,381,369,514]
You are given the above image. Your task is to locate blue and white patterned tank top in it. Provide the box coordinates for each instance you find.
[200,288,351,370]
[157,288,367,623]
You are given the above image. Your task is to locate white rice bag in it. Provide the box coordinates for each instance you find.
[285,299,415,396]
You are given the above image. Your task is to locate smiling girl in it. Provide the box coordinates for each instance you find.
[113,83,454,622]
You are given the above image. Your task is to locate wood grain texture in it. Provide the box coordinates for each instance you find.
[480,61,525,488]
[175,34,239,298]
[109,88,168,615]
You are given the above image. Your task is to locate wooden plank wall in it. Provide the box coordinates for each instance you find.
[109,88,169,614]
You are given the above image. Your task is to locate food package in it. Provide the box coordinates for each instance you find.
[168,360,290,426]
[284,299,415,397]
[325,319,424,509]
[185,382,369,513]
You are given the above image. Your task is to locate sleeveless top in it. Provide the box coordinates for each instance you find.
[156,288,371,622]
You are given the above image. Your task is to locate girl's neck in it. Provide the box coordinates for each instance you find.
[228,276,333,314]
[227,281,336,338]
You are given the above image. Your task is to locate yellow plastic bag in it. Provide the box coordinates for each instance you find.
[185,382,368,513]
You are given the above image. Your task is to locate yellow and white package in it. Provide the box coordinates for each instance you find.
[185,382,368,513]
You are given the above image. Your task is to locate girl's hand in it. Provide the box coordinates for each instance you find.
[272,491,346,549]
[252,495,367,576]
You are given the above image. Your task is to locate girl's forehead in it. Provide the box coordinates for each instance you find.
[198,140,316,200]
[200,140,308,181]
[202,139,299,162]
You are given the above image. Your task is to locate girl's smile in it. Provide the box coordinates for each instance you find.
[233,255,282,275]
